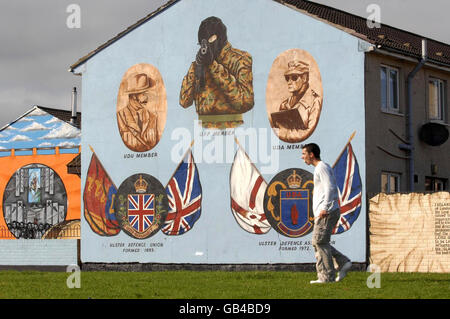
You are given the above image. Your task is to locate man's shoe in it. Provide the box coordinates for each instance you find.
[310,279,327,284]
[335,261,352,282]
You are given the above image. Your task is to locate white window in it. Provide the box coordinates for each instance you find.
[380,65,399,112]
[381,172,400,193]
[428,78,445,121]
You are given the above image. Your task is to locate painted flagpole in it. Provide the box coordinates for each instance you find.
[233,136,266,178]
[87,145,116,184]
[165,139,195,188]
[332,131,356,168]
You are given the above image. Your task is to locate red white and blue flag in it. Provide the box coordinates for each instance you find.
[332,142,362,234]
[163,150,202,236]
[128,194,155,233]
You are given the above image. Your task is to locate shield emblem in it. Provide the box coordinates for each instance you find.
[114,174,168,239]
[279,189,311,237]
[264,168,314,238]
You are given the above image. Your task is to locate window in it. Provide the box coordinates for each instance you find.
[428,78,445,121]
[425,177,448,191]
[381,172,400,193]
[380,65,399,112]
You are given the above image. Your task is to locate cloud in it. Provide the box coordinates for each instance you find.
[3,126,17,131]
[18,117,34,122]
[38,142,53,147]
[45,117,60,125]
[28,108,49,117]
[9,135,32,142]
[20,122,48,132]
[40,122,80,140]
[57,141,78,148]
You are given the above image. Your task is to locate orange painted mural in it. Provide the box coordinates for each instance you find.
[0,106,81,239]
[0,149,81,239]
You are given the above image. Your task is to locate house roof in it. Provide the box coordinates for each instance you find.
[38,106,81,129]
[69,0,450,72]
[67,153,81,177]
[280,0,450,67]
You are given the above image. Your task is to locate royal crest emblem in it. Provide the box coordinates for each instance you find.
[114,174,168,239]
[264,169,314,238]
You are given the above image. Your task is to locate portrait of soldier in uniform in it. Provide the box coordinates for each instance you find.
[116,64,167,152]
[266,49,323,143]
[179,16,254,129]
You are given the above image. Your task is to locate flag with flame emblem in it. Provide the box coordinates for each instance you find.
[83,152,120,236]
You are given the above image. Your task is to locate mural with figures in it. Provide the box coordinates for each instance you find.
[0,106,81,239]
[75,0,366,264]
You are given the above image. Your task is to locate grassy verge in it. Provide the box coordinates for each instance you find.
[0,271,448,299]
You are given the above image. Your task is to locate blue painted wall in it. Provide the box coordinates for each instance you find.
[77,0,366,263]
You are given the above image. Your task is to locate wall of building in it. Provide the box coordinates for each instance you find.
[365,51,450,194]
[76,0,367,264]
[0,239,78,266]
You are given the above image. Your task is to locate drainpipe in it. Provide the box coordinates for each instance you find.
[399,39,427,192]
[70,87,78,125]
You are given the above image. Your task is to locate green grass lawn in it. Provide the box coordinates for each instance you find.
[0,271,448,299]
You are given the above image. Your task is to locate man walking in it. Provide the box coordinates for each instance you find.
[301,143,352,283]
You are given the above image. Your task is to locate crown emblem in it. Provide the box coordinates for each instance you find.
[134,175,148,193]
[287,170,302,189]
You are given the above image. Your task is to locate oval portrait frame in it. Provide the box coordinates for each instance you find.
[116,63,167,152]
[266,49,323,143]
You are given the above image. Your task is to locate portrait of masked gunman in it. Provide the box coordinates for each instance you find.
[273,60,321,143]
[179,16,254,129]
[117,73,159,152]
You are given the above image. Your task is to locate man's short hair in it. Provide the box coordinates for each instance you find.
[302,143,321,160]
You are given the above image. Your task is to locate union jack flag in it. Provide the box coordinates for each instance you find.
[163,150,202,236]
[332,143,362,234]
[128,194,155,233]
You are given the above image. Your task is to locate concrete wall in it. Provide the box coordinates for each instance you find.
[0,239,78,266]
[365,51,450,194]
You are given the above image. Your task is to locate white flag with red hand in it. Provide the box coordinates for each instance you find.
[230,146,271,234]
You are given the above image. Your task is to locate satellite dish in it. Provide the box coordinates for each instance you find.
[419,122,449,146]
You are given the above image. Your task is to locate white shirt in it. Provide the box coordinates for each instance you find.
[313,161,340,217]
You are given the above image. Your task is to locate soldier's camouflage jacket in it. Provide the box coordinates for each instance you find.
[179,42,254,129]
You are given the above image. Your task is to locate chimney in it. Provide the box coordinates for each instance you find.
[71,87,77,125]
[421,38,427,60]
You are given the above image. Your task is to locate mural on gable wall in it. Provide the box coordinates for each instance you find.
[229,134,361,238]
[266,49,323,143]
[0,107,80,151]
[84,146,202,239]
[0,107,81,239]
[77,0,367,264]
[3,164,67,239]
[116,63,167,152]
[179,16,254,129]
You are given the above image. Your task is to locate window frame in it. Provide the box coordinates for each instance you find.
[425,176,448,191]
[380,65,400,113]
[381,172,401,193]
[428,77,446,122]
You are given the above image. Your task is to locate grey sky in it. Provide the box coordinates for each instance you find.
[0,0,448,128]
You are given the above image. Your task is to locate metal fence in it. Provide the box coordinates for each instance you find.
[0,223,80,239]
